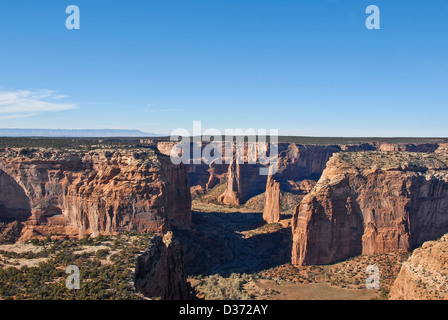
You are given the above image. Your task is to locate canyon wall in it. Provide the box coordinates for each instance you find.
[218,159,268,205]
[377,143,439,153]
[389,233,448,300]
[157,141,447,226]
[0,147,191,239]
[158,141,229,195]
[292,151,448,266]
[217,143,344,208]
[262,143,446,223]
[261,144,342,223]
[134,231,190,300]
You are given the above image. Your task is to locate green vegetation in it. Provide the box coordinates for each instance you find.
[172,135,448,145]
[193,273,254,300]
[255,251,409,300]
[0,137,167,151]
[0,232,154,300]
[276,136,448,145]
[1,136,447,151]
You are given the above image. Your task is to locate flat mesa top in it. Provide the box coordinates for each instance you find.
[332,151,448,171]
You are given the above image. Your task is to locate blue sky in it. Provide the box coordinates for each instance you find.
[0,0,447,136]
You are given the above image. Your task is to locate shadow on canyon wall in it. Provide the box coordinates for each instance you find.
[0,170,31,223]
[176,210,292,277]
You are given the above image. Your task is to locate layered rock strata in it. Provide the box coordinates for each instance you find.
[292,151,448,266]
[0,147,191,239]
[263,175,281,223]
[156,141,447,226]
[261,144,343,222]
[218,159,268,205]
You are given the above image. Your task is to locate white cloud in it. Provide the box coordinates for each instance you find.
[50,94,70,100]
[0,89,77,116]
[0,113,38,120]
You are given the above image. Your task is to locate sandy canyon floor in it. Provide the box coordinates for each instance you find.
[184,200,409,300]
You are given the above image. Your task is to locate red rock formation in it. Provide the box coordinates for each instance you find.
[436,143,448,155]
[187,161,228,194]
[0,147,191,239]
[389,233,448,300]
[217,159,241,205]
[218,158,267,205]
[260,144,343,222]
[378,143,439,153]
[288,179,317,194]
[158,141,229,195]
[218,144,343,208]
[275,144,342,184]
[158,140,445,221]
[263,175,281,223]
[292,151,448,266]
[156,141,179,156]
[206,159,228,189]
[134,231,190,300]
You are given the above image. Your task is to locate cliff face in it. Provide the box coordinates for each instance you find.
[377,143,439,153]
[0,147,191,239]
[292,151,448,266]
[389,234,448,300]
[261,144,343,222]
[156,141,446,226]
[162,142,446,199]
[217,144,343,207]
[263,175,281,223]
[275,144,343,187]
[158,141,229,195]
[134,231,190,300]
[218,159,267,205]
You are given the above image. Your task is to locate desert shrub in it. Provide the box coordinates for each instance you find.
[0,232,155,300]
[95,249,110,259]
[195,273,252,300]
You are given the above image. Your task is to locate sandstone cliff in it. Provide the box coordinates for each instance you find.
[0,147,191,239]
[134,231,190,300]
[262,143,442,222]
[436,143,448,155]
[292,151,448,266]
[389,234,448,300]
[218,159,267,205]
[218,144,343,207]
[377,143,439,153]
[160,142,447,200]
[263,175,281,223]
[261,144,342,222]
[158,141,229,195]
[156,141,447,227]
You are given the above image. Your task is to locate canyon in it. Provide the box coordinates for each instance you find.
[177,140,447,226]
[1,137,448,300]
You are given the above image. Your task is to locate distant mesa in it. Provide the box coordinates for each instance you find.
[0,128,157,138]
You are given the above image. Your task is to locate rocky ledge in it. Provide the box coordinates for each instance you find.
[134,231,190,300]
[389,233,448,300]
